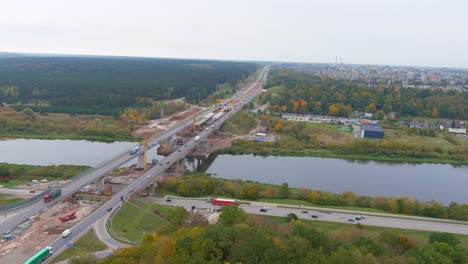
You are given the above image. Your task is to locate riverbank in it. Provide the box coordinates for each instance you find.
[0,133,139,143]
[0,162,88,188]
[219,144,468,165]
[159,172,468,221]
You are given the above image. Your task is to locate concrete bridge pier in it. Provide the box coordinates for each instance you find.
[95,177,105,193]
[136,151,146,170]
[174,159,185,175]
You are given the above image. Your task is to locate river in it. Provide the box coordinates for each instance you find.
[205,155,468,205]
[0,138,162,167]
[1,139,466,204]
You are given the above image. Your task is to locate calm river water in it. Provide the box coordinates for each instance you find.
[0,138,162,167]
[206,155,468,204]
[1,139,466,204]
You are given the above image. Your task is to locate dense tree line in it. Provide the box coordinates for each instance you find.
[263,69,467,119]
[77,201,467,264]
[159,172,468,221]
[0,56,257,115]
[0,107,135,141]
[223,111,467,164]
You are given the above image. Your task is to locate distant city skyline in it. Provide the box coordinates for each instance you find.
[1,0,467,68]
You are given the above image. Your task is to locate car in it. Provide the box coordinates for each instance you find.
[358,215,366,219]
[301,210,308,214]
[147,175,151,178]
[107,207,113,212]
[311,215,319,219]
[184,144,188,147]
[61,229,72,238]
[177,149,181,152]
[166,161,170,164]
[29,190,36,193]
[165,198,172,202]
[260,208,267,212]
[355,217,361,221]
[348,218,355,222]
[159,163,163,166]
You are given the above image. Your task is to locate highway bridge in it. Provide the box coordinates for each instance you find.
[5,66,268,263]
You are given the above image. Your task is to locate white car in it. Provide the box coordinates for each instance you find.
[62,229,72,238]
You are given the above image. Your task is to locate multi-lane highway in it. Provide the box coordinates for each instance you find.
[42,66,270,262]
[0,106,215,235]
[152,198,468,235]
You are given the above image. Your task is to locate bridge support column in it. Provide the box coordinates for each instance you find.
[136,152,146,170]
[95,177,104,193]
[175,159,185,175]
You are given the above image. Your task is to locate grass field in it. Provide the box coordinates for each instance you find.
[265,215,468,248]
[51,229,107,263]
[0,193,24,206]
[257,198,389,214]
[267,85,284,94]
[111,199,176,243]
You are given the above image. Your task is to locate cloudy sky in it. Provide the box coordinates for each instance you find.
[1,0,467,68]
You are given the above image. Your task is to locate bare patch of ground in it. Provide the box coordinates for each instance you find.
[0,200,96,263]
[133,106,204,139]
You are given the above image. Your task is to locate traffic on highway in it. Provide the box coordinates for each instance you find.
[36,66,270,263]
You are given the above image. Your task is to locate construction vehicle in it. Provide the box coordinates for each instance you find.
[59,212,76,222]
[44,189,61,203]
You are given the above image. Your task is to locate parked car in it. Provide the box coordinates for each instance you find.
[311,215,319,219]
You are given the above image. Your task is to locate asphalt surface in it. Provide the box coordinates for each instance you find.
[43,67,270,263]
[0,106,212,236]
[153,198,468,235]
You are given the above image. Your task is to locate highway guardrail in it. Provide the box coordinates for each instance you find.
[0,188,51,212]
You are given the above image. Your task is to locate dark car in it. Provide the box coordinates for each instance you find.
[177,149,181,152]
[348,218,355,222]
[301,210,308,214]
[311,215,319,219]
[166,161,170,164]
[355,217,362,221]
[260,208,267,212]
[165,198,172,202]
[107,207,113,212]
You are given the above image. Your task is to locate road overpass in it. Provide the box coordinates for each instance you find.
[36,66,270,262]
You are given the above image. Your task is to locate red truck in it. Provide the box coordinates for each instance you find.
[44,189,61,203]
[210,198,240,206]
[59,212,76,222]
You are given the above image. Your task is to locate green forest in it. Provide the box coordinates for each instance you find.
[263,69,467,119]
[0,56,257,115]
[81,204,467,264]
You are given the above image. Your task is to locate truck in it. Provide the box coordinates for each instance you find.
[59,212,76,222]
[210,198,240,206]
[129,146,140,155]
[23,246,53,264]
[44,189,61,203]
[194,135,201,142]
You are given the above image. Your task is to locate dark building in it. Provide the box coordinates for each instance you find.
[361,124,384,139]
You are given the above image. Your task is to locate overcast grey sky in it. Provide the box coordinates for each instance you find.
[1,0,467,68]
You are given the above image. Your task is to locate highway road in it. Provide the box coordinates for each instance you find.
[152,198,468,235]
[0,106,213,235]
[43,66,270,263]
